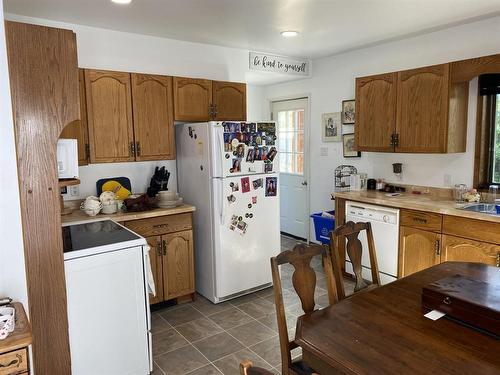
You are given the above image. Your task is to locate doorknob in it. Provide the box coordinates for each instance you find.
[301,181,308,186]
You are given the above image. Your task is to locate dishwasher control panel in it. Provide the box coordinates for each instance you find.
[346,203,398,225]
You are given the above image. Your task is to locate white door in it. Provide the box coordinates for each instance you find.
[272,98,309,240]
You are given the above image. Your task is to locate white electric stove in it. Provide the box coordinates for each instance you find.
[63,220,152,375]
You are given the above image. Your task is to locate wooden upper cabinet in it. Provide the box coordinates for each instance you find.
[60,68,89,165]
[442,235,500,267]
[212,81,247,121]
[163,230,195,300]
[131,74,175,160]
[85,69,135,163]
[173,77,212,121]
[396,64,450,153]
[399,227,441,277]
[355,73,397,152]
[355,62,468,154]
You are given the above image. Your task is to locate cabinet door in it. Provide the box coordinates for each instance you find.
[145,235,164,304]
[85,69,135,163]
[442,235,500,267]
[162,230,195,300]
[355,73,397,152]
[131,74,175,161]
[396,64,449,153]
[60,68,89,165]
[399,227,441,277]
[173,77,212,121]
[212,81,246,121]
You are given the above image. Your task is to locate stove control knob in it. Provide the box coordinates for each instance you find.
[383,215,389,223]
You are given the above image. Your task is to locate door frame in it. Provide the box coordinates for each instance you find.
[268,94,311,243]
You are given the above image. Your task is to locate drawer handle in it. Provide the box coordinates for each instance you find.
[412,217,427,224]
[0,354,22,368]
[443,297,452,305]
[153,224,168,228]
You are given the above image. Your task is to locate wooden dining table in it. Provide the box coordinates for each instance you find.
[295,262,500,374]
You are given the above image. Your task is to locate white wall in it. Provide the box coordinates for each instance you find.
[262,16,500,233]
[6,14,268,199]
[0,1,28,306]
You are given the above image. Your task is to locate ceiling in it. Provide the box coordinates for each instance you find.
[4,0,500,60]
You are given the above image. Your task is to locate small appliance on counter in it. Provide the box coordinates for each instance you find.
[57,139,79,179]
[367,179,377,190]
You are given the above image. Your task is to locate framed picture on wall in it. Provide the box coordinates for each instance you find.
[342,99,355,124]
[321,112,342,142]
[343,133,361,157]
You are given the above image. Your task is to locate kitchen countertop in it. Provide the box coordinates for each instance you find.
[61,204,196,226]
[331,190,500,224]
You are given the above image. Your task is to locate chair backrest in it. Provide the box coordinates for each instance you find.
[271,243,338,375]
[240,360,274,375]
[330,221,381,300]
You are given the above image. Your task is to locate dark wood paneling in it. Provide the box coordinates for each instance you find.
[6,21,79,374]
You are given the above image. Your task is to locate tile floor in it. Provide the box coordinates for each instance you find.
[151,235,354,375]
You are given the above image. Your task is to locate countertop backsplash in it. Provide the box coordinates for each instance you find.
[61,160,177,200]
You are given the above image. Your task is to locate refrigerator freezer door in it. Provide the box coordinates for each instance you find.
[212,122,279,178]
[211,174,280,300]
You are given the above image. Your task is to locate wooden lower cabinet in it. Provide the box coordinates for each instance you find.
[145,235,164,304]
[125,214,195,304]
[163,231,195,300]
[399,226,441,277]
[442,235,500,267]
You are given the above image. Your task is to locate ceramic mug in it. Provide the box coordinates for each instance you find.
[158,191,176,202]
[101,200,118,214]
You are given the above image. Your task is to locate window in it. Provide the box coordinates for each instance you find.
[492,94,500,183]
[277,109,304,175]
[474,77,500,189]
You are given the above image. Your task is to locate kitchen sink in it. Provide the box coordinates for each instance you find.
[459,203,497,214]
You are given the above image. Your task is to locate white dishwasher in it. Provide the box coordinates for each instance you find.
[345,201,399,284]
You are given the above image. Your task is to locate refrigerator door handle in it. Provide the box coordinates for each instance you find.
[216,178,225,225]
[216,124,224,177]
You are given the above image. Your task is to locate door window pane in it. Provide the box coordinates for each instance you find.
[277,109,305,175]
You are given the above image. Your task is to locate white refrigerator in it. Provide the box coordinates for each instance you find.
[176,121,280,303]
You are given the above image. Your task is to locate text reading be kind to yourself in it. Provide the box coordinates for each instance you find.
[249,52,311,76]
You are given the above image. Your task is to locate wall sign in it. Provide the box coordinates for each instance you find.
[249,52,311,76]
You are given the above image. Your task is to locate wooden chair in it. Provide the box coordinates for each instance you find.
[330,221,381,300]
[239,360,274,375]
[271,243,338,375]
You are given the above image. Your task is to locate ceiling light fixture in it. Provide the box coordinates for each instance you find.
[281,30,299,38]
[111,0,132,4]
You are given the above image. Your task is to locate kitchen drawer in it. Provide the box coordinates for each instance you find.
[400,209,442,232]
[0,349,28,375]
[443,215,500,244]
[125,213,192,237]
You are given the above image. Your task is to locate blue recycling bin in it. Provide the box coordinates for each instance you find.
[310,211,335,245]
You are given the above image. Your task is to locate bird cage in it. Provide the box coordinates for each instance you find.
[334,165,357,192]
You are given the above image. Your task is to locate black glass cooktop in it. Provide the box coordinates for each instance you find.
[62,220,141,253]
